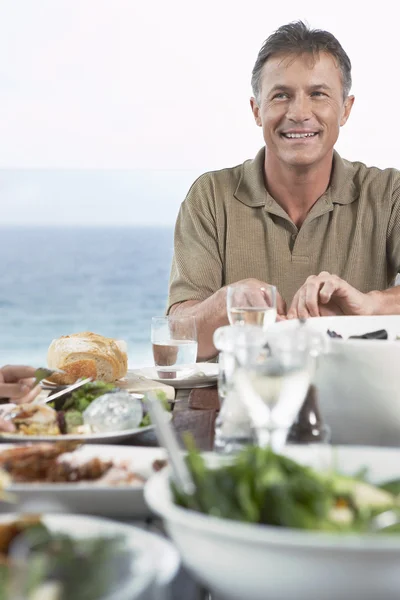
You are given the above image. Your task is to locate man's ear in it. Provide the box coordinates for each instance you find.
[340,94,355,127]
[250,97,262,127]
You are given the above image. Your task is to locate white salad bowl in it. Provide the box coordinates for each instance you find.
[145,445,400,600]
[268,315,400,446]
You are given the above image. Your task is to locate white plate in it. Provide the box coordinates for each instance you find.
[0,444,167,518]
[0,408,172,444]
[0,424,155,444]
[136,363,219,389]
[0,513,180,600]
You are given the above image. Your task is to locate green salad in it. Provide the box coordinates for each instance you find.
[48,383,170,434]
[0,520,132,600]
[172,443,400,533]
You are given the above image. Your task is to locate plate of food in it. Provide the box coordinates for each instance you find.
[135,363,219,389]
[0,513,179,600]
[0,381,172,444]
[0,442,167,518]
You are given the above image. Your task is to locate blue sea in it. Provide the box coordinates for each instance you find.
[0,226,174,368]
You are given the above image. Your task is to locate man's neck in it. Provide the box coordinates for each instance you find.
[264,150,334,228]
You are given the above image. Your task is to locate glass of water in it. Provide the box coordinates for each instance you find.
[151,315,198,378]
[227,283,277,330]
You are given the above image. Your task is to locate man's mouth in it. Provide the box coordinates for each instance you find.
[281,132,319,139]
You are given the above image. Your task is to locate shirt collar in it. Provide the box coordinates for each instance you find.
[234,147,358,209]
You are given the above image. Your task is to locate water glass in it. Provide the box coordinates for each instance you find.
[227,283,277,330]
[151,316,197,378]
[212,324,269,453]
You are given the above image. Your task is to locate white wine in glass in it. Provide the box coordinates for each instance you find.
[227,284,277,330]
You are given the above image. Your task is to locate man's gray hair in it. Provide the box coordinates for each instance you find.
[251,21,352,103]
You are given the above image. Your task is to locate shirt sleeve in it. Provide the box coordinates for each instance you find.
[167,173,223,313]
[387,182,400,279]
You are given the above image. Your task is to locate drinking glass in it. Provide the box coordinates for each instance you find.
[233,330,315,453]
[151,316,197,378]
[212,324,269,453]
[226,283,277,330]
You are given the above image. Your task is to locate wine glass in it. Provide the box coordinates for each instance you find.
[151,316,198,379]
[226,283,277,330]
[233,333,314,453]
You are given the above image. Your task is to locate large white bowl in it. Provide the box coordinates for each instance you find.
[145,445,400,600]
[268,315,400,446]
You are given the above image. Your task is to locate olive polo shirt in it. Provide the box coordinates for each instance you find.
[168,147,400,309]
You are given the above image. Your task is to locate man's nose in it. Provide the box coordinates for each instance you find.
[286,94,312,122]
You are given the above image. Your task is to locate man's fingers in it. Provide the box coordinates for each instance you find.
[319,280,336,304]
[13,384,42,405]
[287,290,301,319]
[1,365,36,383]
[277,293,287,316]
[305,283,321,317]
[0,381,36,400]
[297,288,312,320]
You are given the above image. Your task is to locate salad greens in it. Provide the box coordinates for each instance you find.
[172,443,399,533]
[0,520,132,600]
[140,390,171,427]
[48,383,171,433]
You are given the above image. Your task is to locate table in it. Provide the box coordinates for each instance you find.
[173,386,219,450]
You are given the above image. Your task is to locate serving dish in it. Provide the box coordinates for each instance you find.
[0,444,167,518]
[268,315,400,446]
[145,445,400,600]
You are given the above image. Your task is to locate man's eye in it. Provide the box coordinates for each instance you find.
[272,93,288,100]
[311,91,326,97]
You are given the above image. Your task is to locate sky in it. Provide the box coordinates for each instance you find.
[0,0,399,225]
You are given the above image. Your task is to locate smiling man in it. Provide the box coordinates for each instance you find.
[168,21,400,359]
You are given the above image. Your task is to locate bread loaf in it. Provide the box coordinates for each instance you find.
[47,332,128,384]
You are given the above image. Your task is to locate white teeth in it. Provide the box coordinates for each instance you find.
[284,132,317,138]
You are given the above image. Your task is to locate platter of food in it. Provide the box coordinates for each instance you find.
[0,381,172,444]
[0,442,167,517]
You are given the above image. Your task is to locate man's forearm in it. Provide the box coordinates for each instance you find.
[368,286,400,315]
[169,289,229,360]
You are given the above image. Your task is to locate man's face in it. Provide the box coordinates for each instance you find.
[250,52,354,168]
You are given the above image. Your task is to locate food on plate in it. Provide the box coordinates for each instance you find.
[47,332,128,384]
[5,386,171,437]
[12,404,60,436]
[0,442,145,485]
[0,517,132,600]
[172,444,399,532]
[327,329,388,340]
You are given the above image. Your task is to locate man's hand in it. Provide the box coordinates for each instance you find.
[0,365,42,433]
[287,272,377,319]
[0,365,41,404]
